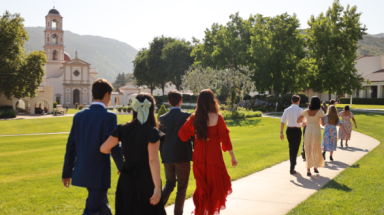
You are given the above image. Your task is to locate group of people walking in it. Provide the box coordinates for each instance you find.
[281,95,358,176]
[62,79,237,215]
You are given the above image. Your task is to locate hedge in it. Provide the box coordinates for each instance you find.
[339,98,384,105]
[0,106,16,119]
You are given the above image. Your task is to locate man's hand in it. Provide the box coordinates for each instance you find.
[62,178,71,188]
[118,171,121,175]
[280,133,284,141]
[302,122,307,127]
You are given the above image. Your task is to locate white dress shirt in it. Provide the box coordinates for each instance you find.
[281,104,303,127]
[92,101,106,109]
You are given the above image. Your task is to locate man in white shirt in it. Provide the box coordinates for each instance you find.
[280,95,303,174]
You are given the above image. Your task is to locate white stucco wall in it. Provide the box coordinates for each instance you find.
[355,56,382,76]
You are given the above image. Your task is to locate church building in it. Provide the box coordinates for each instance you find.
[43,7,98,106]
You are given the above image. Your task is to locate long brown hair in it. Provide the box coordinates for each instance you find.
[326,105,340,125]
[130,93,157,128]
[193,89,220,140]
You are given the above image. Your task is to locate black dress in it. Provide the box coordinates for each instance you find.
[111,122,166,215]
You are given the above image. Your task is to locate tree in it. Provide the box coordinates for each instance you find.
[306,0,367,100]
[133,48,156,94]
[113,72,126,91]
[162,39,194,91]
[191,12,254,69]
[249,13,308,96]
[0,11,47,99]
[182,65,255,110]
[147,36,175,95]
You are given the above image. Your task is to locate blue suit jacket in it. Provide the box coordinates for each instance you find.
[62,104,124,189]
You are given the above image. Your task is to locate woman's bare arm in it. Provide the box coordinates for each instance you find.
[320,117,325,126]
[148,140,161,205]
[100,136,119,154]
[352,118,357,129]
[297,115,305,123]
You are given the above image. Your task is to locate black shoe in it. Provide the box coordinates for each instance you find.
[290,170,297,175]
[307,172,311,176]
[314,169,319,173]
[330,156,333,161]
[322,152,326,160]
[303,159,306,162]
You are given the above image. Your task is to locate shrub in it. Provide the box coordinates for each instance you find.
[117,107,123,112]
[0,106,16,119]
[127,106,132,113]
[243,94,252,101]
[157,105,168,118]
[78,104,85,110]
[53,102,57,108]
[221,109,262,120]
[339,98,384,105]
[253,107,267,112]
[299,103,308,108]
[123,107,127,112]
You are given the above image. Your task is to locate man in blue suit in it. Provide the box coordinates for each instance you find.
[62,78,124,215]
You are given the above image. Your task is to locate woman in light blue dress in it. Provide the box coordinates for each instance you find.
[321,106,349,161]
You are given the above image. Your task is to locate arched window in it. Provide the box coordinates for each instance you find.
[52,34,58,44]
[51,20,57,30]
[52,50,57,60]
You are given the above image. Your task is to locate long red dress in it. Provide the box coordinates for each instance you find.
[178,114,233,215]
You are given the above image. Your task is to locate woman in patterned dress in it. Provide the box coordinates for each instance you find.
[321,106,349,161]
[338,105,357,147]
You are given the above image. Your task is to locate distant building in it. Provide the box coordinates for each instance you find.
[42,7,98,106]
[302,55,384,101]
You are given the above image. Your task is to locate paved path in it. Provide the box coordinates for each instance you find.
[165,124,380,214]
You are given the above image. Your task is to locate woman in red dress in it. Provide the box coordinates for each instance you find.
[179,89,238,215]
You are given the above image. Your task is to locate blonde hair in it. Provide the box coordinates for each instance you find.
[327,106,339,125]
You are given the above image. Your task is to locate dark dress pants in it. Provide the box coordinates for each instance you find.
[162,162,191,215]
[286,128,302,171]
[83,188,112,215]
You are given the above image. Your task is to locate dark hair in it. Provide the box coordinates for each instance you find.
[292,95,300,103]
[167,90,182,106]
[345,105,350,111]
[193,89,220,140]
[309,96,321,110]
[92,79,113,100]
[130,93,157,128]
[329,99,336,105]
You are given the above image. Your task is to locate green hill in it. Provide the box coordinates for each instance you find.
[357,35,384,56]
[300,29,384,57]
[24,27,138,82]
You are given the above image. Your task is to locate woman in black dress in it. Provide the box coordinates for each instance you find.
[101,93,166,215]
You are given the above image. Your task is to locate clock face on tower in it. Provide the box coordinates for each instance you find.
[74,70,80,77]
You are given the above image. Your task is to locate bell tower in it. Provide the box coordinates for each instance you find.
[44,7,65,61]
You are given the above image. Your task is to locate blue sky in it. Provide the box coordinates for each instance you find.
[1,0,383,50]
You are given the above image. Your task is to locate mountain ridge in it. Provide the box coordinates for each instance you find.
[24,27,138,82]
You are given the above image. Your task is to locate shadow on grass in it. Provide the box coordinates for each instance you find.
[290,173,352,192]
[349,164,360,168]
[225,118,262,127]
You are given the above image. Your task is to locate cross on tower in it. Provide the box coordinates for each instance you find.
[75,51,78,59]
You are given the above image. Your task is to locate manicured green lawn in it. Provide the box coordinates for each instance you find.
[336,104,384,110]
[0,117,302,214]
[288,111,384,214]
[66,108,79,114]
[0,116,133,135]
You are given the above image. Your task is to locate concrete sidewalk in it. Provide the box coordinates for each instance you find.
[165,130,380,215]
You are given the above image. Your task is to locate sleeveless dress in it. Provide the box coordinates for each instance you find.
[302,110,325,168]
[179,114,233,215]
[338,111,354,140]
[322,115,342,152]
[111,123,166,215]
